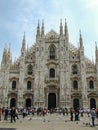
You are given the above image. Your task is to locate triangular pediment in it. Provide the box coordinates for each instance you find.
[45,29,59,39]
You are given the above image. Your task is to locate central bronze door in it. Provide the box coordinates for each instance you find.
[48,93,56,109]
[10,98,16,108]
[73,98,79,110]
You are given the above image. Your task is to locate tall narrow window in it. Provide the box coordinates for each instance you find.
[89,80,94,89]
[72,64,78,74]
[50,68,55,78]
[73,80,78,90]
[12,81,16,89]
[28,65,33,75]
[27,81,32,90]
[50,45,55,59]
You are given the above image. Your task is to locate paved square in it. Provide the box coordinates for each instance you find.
[0,114,98,130]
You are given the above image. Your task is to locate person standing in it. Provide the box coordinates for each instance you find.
[0,108,2,121]
[75,108,79,121]
[70,108,74,121]
[10,107,16,123]
[4,107,9,120]
[90,108,96,127]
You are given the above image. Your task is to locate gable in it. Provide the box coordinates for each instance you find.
[45,29,59,39]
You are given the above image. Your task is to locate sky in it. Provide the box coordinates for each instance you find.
[0,0,98,62]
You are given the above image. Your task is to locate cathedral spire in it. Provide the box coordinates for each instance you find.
[95,41,98,62]
[21,32,26,56]
[41,19,44,36]
[36,20,40,37]
[60,19,63,36]
[64,19,68,36]
[79,30,83,48]
[7,43,12,63]
[1,47,7,65]
[95,41,97,51]
[8,43,11,56]
[22,32,26,49]
[27,44,29,57]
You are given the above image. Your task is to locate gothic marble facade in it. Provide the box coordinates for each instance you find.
[0,20,98,109]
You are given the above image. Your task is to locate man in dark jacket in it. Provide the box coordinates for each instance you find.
[10,107,16,123]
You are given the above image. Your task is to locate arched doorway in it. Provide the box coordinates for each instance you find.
[10,98,16,108]
[73,98,79,110]
[26,98,31,108]
[90,98,96,109]
[48,93,56,109]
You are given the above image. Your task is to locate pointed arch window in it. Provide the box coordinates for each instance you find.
[72,64,78,74]
[27,81,32,90]
[49,45,56,59]
[12,81,16,89]
[28,65,33,75]
[73,80,78,90]
[50,68,55,78]
[89,80,94,89]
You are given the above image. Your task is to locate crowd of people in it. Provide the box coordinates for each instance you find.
[0,106,98,126]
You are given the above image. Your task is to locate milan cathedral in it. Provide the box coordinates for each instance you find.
[0,20,98,109]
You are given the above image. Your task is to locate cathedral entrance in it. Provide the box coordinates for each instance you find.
[10,98,16,108]
[26,98,31,108]
[48,93,56,109]
[73,98,79,110]
[90,98,96,109]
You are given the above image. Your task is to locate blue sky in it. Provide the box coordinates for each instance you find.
[0,0,98,62]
